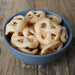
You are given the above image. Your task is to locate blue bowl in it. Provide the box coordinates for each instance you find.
[3,9,72,65]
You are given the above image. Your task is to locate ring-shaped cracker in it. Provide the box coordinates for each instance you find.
[46,14,62,24]
[41,41,63,55]
[5,15,27,35]
[11,30,39,48]
[35,18,61,45]
[26,11,45,19]
[60,26,68,43]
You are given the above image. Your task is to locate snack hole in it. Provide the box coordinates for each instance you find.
[51,23,56,28]
[37,14,40,17]
[51,34,56,39]
[41,23,47,28]
[13,22,17,26]
[41,34,45,39]
[65,34,67,39]
[27,22,34,27]
[50,17,53,20]
[18,32,24,36]
[28,32,34,36]
[26,47,29,49]
[54,46,59,51]
[34,12,36,14]
[18,39,23,43]
[28,14,31,16]
[26,47,33,51]
[17,18,22,20]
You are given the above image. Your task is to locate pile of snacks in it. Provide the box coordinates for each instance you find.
[5,11,68,55]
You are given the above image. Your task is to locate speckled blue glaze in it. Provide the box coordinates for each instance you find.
[3,9,72,65]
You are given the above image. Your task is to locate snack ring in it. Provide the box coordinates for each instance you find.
[60,26,68,43]
[12,20,27,32]
[46,14,62,24]
[26,11,45,19]
[5,15,27,35]
[35,18,61,45]
[41,41,63,55]
[35,18,51,45]
[11,32,26,48]
[11,31,39,48]
[11,15,27,32]
[23,27,39,48]
[18,47,38,55]
[49,22,61,41]
[5,22,15,35]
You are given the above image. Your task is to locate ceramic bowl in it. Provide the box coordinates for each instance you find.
[3,9,72,65]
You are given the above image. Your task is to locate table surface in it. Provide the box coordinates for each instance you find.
[0,0,75,75]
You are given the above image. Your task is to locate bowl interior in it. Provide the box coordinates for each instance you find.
[3,9,72,57]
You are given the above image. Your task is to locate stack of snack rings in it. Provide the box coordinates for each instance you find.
[5,11,68,55]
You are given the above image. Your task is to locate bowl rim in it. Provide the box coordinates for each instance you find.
[3,9,73,57]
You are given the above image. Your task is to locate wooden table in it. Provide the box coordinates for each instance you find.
[0,0,75,75]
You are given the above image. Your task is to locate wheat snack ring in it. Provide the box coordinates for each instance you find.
[18,47,38,55]
[11,31,39,48]
[46,14,62,24]
[35,18,51,45]
[10,32,26,48]
[11,15,27,32]
[5,15,27,35]
[35,18,61,45]
[49,22,61,41]
[60,26,68,43]
[5,22,15,35]
[26,11,45,19]
[23,27,39,48]
[41,41,63,55]
[12,20,26,32]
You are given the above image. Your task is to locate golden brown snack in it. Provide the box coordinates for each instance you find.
[26,11,45,19]
[5,22,15,35]
[60,26,68,43]
[5,15,27,35]
[46,14,62,24]
[35,18,61,45]
[35,18,51,45]
[11,29,39,48]
[41,41,63,55]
